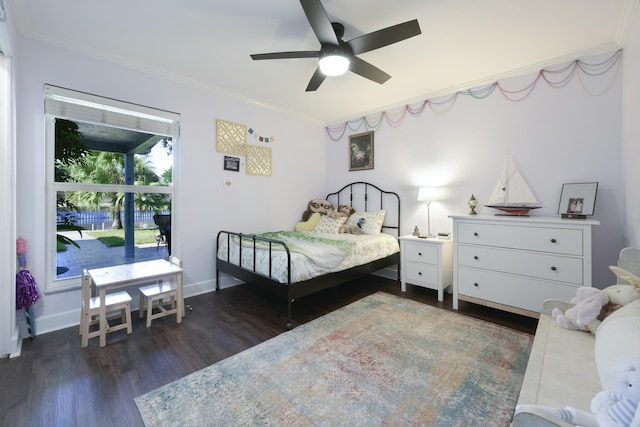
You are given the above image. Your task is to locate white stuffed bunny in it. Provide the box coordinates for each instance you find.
[591,358,640,427]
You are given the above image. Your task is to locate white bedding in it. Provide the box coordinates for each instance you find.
[217,231,399,284]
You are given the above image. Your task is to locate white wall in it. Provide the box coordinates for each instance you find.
[325,56,624,287]
[13,36,327,334]
[622,8,640,249]
[7,14,639,338]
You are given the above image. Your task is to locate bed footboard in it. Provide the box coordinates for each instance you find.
[216,230,292,289]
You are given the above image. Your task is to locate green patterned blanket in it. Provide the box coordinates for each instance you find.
[238,231,352,269]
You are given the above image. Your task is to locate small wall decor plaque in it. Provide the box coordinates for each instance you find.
[224,156,240,172]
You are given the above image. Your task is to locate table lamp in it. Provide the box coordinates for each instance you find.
[417,186,438,238]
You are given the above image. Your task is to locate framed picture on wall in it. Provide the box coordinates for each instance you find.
[557,182,598,219]
[224,156,240,172]
[348,131,374,171]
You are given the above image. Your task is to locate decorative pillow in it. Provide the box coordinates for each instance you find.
[295,212,321,232]
[346,210,386,235]
[594,299,640,391]
[313,215,347,234]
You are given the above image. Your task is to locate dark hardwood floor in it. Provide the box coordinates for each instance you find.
[0,275,537,427]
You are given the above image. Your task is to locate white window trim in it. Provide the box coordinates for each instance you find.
[44,87,179,292]
[0,55,20,356]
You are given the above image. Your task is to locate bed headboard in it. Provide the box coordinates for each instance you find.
[326,182,400,238]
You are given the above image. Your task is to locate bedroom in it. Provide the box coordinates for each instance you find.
[0,0,639,396]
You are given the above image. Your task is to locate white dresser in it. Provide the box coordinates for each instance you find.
[449,215,599,317]
[399,235,453,302]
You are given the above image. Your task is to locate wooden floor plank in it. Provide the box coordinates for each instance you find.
[0,275,536,427]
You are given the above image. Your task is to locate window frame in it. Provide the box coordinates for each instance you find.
[44,86,179,292]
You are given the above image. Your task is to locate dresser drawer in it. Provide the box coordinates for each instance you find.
[458,245,584,285]
[457,222,583,255]
[403,242,438,264]
[457,267,578,312]
[405,261,439,286]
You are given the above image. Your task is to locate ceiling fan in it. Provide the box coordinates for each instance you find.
[250,0,422,92]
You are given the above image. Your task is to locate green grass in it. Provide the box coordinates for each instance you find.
[86,229,158,247]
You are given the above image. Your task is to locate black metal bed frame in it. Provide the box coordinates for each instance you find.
[215,182,401,328]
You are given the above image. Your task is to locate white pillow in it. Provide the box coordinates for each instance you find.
[313,215,347,234]
[346,210,386,235]
[594,299,640,391]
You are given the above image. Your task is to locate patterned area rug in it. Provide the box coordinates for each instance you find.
[135,292,532,426]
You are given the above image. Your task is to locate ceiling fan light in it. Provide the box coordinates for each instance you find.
[319,55,350,76]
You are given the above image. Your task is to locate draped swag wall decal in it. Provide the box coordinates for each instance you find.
[326,49,623,141]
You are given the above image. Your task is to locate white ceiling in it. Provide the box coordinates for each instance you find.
[9,0,638,124]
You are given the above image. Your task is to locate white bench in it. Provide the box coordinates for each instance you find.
[512,247,640,426]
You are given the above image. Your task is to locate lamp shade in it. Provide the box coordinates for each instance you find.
[417,186,438,202]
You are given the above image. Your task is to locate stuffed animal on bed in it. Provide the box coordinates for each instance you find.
[337,204,355,233]
[297,199,337,232]
[301,199,334,221]
[343,217,367,235]
[337,204,355,218]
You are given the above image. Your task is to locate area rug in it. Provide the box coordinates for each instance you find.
[135,292,532,426]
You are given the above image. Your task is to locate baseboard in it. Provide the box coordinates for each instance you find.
[30,277,226,336]
[8,325,21,358]
[25,269,396,338]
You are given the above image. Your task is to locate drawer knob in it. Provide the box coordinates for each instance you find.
[550,266,557,271]
[418,252,422,256]
[550,238,557,243]
[474,282,479,287]
[474,255,479,260]
[418,272,422,276]
[473,232,479,237]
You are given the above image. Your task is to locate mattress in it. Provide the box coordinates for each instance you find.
[217,231,399,284]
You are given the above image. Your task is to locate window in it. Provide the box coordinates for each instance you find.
[45,85,180,292]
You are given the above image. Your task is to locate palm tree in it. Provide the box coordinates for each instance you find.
[62,151,169,228]
[65,151,126,228]
[134,157,171,213]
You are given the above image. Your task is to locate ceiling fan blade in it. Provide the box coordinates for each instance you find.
[300,0,339,45]
[347,19,421,55]
[305,67,327,92]
[349,56,391,85]
[250,51,320,60]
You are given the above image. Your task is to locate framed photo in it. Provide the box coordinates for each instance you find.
[348,131,374,171]
[557,182,598,218]
[223,156,240,172]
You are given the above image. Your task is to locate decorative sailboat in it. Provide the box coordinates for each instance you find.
[485,154,542,216]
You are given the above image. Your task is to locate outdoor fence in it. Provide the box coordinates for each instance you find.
[58,210,170,230]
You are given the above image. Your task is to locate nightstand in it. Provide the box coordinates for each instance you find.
[399,235,453,302]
